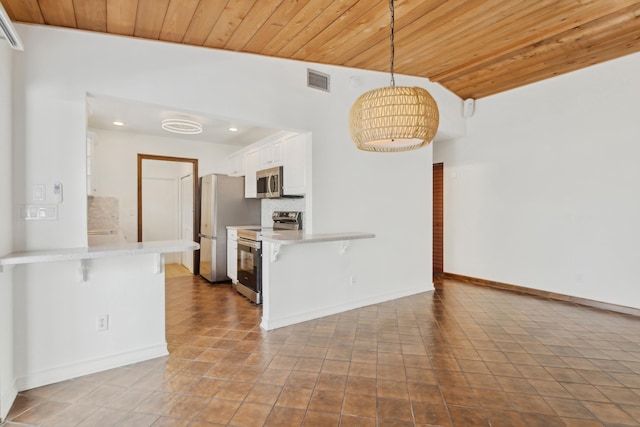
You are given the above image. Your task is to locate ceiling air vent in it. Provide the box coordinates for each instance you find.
[0,2,23,50]
[307,69,330,92]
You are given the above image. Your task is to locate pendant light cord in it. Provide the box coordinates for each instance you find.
[389,0,395,87]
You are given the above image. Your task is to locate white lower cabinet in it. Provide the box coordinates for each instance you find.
[227,229,238,283]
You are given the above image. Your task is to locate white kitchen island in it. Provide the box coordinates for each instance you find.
[259,231,377,330]
[0,240,198,391]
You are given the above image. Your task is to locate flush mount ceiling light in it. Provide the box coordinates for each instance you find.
[349,0,439,152]
[228,126,239,132]
[161,118,203,135]
[112,121,124,126]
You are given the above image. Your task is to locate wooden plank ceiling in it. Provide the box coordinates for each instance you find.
[3,0,640,99]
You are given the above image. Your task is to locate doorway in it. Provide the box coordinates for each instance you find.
[433,163,444,275]
[138,154,199,272]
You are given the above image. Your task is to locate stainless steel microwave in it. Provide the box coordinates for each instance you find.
[256,166,283,198]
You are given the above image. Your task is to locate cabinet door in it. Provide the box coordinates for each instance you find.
[270,140,283,165]
[244,150,259,198]
[259,140,284,168]
[282,134,307,195]
[227,236,238,282]
[228,153,245,177]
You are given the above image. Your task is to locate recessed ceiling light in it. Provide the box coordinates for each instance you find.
[228,127,239,132]
[113,121,124,126]
[161,118,203,135]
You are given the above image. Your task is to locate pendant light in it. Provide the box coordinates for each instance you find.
[349,0,439,152]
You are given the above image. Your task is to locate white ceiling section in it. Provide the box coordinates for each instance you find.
[86,94,281,147]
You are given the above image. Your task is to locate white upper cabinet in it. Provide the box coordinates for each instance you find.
[282,134,308,196]
[244,149,259,198]
[228,152,245,177]
[259,139,283,169]
[227,131,309,198]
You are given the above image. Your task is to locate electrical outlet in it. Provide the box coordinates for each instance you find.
[349,275,357,286]
[96,314,109,331]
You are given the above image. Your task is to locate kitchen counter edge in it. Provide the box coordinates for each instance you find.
[260,231,375,245]
[226,225,262,230]
[0,240,199,267]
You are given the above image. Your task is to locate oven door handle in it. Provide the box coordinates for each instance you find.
[237,237,261,249]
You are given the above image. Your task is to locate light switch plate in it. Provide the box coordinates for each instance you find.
[32,184,46,201]
[20,205,58,220]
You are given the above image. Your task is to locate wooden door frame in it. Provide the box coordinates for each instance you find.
[179,172,195,272]
[137,154,199,252]
[433,162,444,275]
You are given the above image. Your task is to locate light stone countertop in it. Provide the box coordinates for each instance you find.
[259,230,375,245]
[0,240,199,267]
[226,225,262,230]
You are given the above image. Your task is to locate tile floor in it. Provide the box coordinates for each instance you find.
[2,267,640,426]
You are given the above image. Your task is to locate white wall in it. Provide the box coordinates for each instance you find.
[12,255,167,391]
[10,24,463,390]
[12,23,464,291]
[92,129,234,243]
[0,42,16,422]
[434,52,640,309]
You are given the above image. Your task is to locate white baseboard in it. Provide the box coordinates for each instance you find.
[0,378,18,422]
[15,344,168,392]
[261,283,433,330]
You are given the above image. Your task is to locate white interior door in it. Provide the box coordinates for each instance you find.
[180,174,194,273]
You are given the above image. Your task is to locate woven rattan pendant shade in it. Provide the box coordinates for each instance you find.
[348,0,439,152]
[349,86,439,152]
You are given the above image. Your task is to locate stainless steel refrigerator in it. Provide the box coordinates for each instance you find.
[199,174,260,282]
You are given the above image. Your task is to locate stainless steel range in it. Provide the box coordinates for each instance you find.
[234,211,302,304]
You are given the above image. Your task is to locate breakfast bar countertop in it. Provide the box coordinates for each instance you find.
[0,240,199,267]
[226,225,261,230]
[259,230,375,245]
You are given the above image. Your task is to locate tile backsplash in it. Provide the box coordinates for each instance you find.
[87,196,125,245]
[261,198,306,229]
